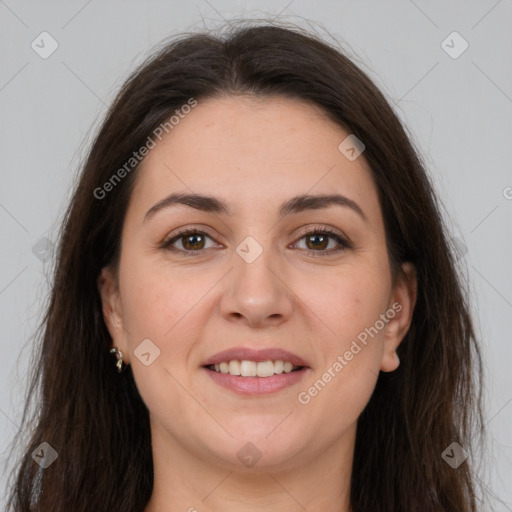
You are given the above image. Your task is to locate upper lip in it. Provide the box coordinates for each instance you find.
[201,347,310,368]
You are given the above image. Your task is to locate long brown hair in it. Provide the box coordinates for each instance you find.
[6,20,486,511]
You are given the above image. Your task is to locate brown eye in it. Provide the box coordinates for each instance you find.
[304,232,330,251]
[294,227,352,257]
[162,229,218,255]
[180,232,206,251]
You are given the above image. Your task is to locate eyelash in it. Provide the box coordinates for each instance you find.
[161,225,352,258]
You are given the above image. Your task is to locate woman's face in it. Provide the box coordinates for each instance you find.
[99,95,416,472]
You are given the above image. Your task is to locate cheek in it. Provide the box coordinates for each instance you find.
[297,263,390,410]
[119,253,199,335]
[306,266,390,344]
[118,261,205,424]
[118,256,211,386]
[306,267,390,409]
[297,279,387,434]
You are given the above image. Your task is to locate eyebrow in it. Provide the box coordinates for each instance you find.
[144,192,368,223]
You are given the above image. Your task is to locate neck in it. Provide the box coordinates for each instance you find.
[144,421,355,512]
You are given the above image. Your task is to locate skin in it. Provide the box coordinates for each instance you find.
[98,95,417,512]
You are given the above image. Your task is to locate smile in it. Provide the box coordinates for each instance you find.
[207,359,303,377]
[203,363,309,395]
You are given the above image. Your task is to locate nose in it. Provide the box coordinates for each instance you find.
[220,244,293,328]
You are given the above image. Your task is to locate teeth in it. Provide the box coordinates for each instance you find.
[209,359,302,377]
[256,361,274,377]
[240,360,257,377]
[229,360,241,375]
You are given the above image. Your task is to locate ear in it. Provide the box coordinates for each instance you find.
[97,266,130,363]
[380,262,417,372]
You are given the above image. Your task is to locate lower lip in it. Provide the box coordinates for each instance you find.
[203,367,309,395]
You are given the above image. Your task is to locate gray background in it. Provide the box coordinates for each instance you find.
[1,0,511,509]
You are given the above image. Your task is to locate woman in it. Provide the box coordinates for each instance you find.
[6,21,485,511]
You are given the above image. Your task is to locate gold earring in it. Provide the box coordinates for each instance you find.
[110,347,126,373]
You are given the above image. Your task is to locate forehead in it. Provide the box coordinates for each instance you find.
[129,95,381,224]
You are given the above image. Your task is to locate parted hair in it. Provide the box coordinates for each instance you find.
[6,20,485,512]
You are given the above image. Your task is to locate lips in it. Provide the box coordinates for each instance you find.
[201,347,310,368]
[201,347,310,395]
